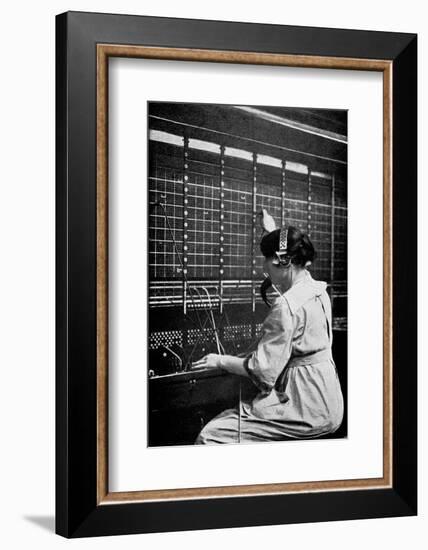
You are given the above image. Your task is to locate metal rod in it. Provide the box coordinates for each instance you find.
[307,168,312,237]
[219,145,225,315]
[281,160,286,226]
[330,173,336,304]
[251,153,257,318]
[182,135,189,315]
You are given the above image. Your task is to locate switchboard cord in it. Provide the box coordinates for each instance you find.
[191,286,242,441]
[161,345,183,370]
[152,202,205,333]
[185,286,224,365]
[153,201,232,366]
[217,287,243,443]
[200,286,225,356]
[152,201,248,442]
[153,201,223,369]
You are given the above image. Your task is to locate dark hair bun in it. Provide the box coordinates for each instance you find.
[260,226,316,267]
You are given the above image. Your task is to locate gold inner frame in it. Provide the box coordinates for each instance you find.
[96,44,393,504]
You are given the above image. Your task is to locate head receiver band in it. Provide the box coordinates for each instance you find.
[274,226,292,267]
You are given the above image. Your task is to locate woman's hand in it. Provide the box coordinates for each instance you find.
[191,353,222,370]
[192,354,250,379]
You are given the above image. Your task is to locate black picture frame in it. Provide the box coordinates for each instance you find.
[56,11,417,538]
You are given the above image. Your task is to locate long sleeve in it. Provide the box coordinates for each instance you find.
[244,301,294,393]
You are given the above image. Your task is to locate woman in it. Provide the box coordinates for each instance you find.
[192,213,344,444]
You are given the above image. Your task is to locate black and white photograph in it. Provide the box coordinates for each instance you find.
[0,0,421,545]
[148,102,348,447]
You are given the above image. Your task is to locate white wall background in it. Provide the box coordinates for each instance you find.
[0,1,424,547]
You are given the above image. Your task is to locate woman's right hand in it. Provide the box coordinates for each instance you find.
[191,353,222,370]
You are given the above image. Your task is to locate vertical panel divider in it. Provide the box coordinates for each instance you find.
[307,168,312,237]
[251,153,258,328]
[281,160,286,226]
[330,173,336,304]
[182,135,189,316]
[219,145,225,316]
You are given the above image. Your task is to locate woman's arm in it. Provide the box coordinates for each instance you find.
[219,355,249,378]
[191,301,293,387]
[191,353,250,379]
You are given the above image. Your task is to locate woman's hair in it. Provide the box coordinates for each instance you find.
[260,226,317,267]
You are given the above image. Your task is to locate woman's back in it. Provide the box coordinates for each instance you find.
[279,279,332,358]
[244,273,344,436]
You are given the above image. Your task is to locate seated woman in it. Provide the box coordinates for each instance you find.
[192,212,344,444]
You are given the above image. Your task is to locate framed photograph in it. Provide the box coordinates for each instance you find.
[56,11,417,537]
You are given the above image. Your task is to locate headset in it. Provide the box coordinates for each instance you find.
[272,225,292,267]
[260,225,293,306]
